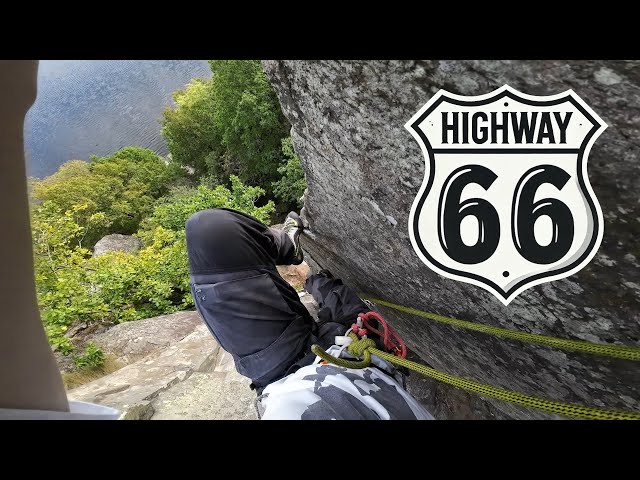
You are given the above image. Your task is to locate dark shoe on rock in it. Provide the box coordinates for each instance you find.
[318,269,334,279]
[283,211,304,265]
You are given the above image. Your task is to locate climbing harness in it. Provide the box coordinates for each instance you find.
[361,296,640,362]
[311,311,640,420]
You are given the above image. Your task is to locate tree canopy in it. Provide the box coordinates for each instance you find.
[161,60,292,198]
[30,147,177,245]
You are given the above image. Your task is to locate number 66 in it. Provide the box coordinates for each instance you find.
[438,164,574,265]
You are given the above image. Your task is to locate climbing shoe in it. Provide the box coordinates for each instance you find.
[283,211,304,265]
[318,269,334,279]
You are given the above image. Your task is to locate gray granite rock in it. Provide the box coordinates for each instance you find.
[87,311,203,365]
[93,234,142,257]
[263,60,640,419]
[150,350,257,420]
[68,324,220,419]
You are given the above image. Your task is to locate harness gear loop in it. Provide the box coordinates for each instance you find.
[312,337,372,369]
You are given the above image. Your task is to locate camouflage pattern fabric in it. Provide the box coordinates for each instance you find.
[257,346,434,420]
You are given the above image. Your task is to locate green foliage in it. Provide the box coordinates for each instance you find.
[272,137,306,208]
[73,343,105,369]
[31,147,176,246]
[161,61,291,195]
[47,326,74,356]
[144,175,274,233]
[35,222,192,351]
[86,228,192,321]
[31,203,97,334]
[90,147,178,198]
[161,79,224,177]
[33,172,273,353]
[209,60,290,188]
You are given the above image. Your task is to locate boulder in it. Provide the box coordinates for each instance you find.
[87,311,203,366]
[263,60,640,419]
[93,234,142,257]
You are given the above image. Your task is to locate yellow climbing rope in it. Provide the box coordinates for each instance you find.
[361,296,640,361]
[311,333,640,420]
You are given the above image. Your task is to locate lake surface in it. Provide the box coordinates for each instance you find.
[25,60,212,178]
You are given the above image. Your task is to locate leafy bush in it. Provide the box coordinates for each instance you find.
[161,78,224,177]
[162,61,290,194]
[143,175,274,233]
[30,147,177,246]
[73,343,105,369]
[209,60,290,189]
[33,174,274,353]
[47,326,74,356]
[272,137,306,208]
[37,227,191,346]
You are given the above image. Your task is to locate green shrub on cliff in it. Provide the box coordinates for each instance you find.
[73,343,105,369]
[161,78,224,177]
[161,60,294,200]
[142,175,274,233]
[272,137,306,208]
[208,60,290,190]
[33,173,273,355]
[31,147,177,246]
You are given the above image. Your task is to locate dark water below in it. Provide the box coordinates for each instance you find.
[25,60,212,178]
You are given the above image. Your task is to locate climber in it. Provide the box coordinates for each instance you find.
[0,60,425,420]
[0,60,427,420]
[185,207,433,420]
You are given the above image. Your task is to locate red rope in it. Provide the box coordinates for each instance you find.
[358,311,407,358]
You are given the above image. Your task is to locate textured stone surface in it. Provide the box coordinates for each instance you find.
[87,311,202,365]
[63,258,316,420]
[300,291,319,320]
[277,262,310,291]
[263,60,640,419]
[150,350,257,420]
[149,372,257,420]
[68,324,220,419]
[93,234,142,257]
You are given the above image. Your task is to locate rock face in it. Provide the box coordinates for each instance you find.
[65,290,453,420]
[68,320,257,420]
[93,234,142,257]
[87,311,203,366]
[150,351,257,420]
[263,60,640,419]
[65,262,314,420]
[68,323,220,419]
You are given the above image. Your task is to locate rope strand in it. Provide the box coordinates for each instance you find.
[361,296,640,361]
[311,332,640,420]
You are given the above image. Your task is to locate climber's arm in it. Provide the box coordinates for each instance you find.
[0,60,70,412]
